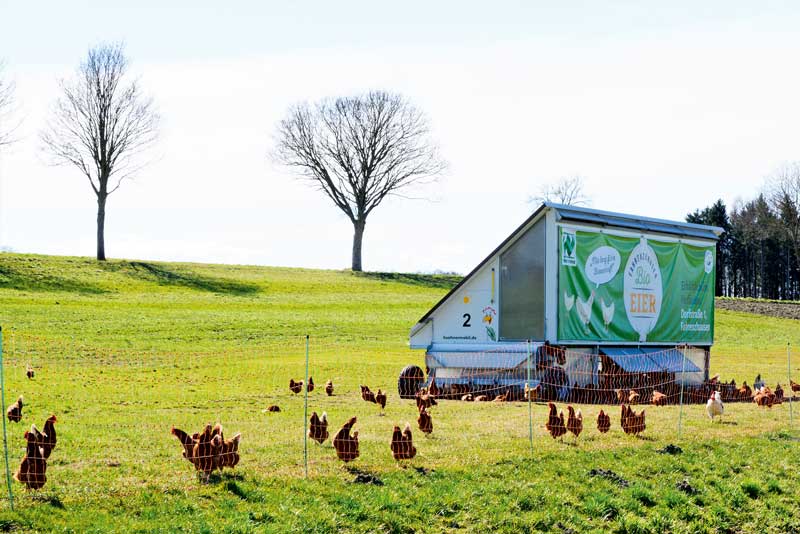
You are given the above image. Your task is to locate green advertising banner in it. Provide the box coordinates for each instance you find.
[558,227,715,344]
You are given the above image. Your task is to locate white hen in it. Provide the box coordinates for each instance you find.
[575,291,595,331]
[600,299,614,331]
[564,291,575,312]
[706,391,724,422]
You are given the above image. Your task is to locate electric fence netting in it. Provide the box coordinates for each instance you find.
[0,330,795,510]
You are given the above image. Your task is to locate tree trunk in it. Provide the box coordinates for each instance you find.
[351,219,365,272]
[96,193,107,261]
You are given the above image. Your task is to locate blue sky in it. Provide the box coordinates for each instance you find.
[1,2,799,272]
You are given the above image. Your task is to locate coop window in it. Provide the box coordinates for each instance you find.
[499,218,545,340]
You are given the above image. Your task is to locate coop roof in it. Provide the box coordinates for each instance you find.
[418,203,723,323]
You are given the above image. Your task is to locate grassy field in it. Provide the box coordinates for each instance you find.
[0,253,798,533]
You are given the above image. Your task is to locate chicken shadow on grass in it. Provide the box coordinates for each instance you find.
[30,493,65,509]
[189,470,245,488]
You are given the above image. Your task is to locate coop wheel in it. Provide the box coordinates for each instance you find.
[398,365,424,399]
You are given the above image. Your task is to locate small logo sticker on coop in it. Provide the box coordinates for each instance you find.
[562,230,577,266]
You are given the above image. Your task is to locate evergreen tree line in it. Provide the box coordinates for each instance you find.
[688,166,800,299]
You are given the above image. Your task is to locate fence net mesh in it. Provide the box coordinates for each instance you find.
[0,331,795,509]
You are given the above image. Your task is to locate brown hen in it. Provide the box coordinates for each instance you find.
[333,417,359,462]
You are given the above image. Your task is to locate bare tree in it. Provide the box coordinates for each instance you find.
[40,43,159,261]
[0,61,16,148]
[273,90,446,271]
[530,175,590,207]
[766,161,800,273]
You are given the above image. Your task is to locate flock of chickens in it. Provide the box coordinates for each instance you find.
[170,423,242,482]
[5,368,61,491]
[163,370,798,482]
[168,377,430,476]
[303,383,433,463]
[545,402,646,441]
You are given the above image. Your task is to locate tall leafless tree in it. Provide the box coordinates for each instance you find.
[40,43,159,261]
[530,175,591,207]
[0,61,16,148]
[766,161,800,274]
[273,90,446,271]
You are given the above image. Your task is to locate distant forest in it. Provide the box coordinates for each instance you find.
[689,169,800,300]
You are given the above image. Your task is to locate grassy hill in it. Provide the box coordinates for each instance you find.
[0,253,798,533]
[0,253,458,351]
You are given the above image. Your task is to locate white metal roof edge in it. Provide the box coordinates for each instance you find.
[545,202,724,238]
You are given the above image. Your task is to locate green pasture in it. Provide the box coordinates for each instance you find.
[0,253,798,533]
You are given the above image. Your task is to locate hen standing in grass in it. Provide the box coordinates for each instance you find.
[390,423,417,461]
[417,407,433,436]
[415,389,438,411]
[193,424,220,481]
[753,386,777,407]
[325,380,334,396]
[307,376,315,393]
[360,385,377,404]
[738,381,752,400]
[620,405,646,435]
[524,383,541,402]
[171,426,197,466]
[545,402,567,440]
[596,410,611,433]
[706,391,724,422]
[15,425,47,490]
[333,417,359,462]
[218,429,242,469]
[38,415,58,459]
[7,395,23,423]
[289,379,303,395]
[375,389,387,415]
[308,412,329,444]
[566,405,583,440]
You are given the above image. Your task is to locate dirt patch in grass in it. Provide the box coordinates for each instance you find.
[588,468,629,488]
[716,298,800,320]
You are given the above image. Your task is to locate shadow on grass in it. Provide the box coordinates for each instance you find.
[223,480,248,500]
[30,493,65,509]
[105,261,260,296]
[354,271,462,290]
[0,264,107,295]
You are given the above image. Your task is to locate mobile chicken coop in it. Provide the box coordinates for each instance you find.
[399,203,723,403]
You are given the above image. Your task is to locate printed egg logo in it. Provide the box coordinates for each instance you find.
[623,238,663,342]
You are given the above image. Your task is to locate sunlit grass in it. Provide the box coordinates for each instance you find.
[0,252,798,532]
